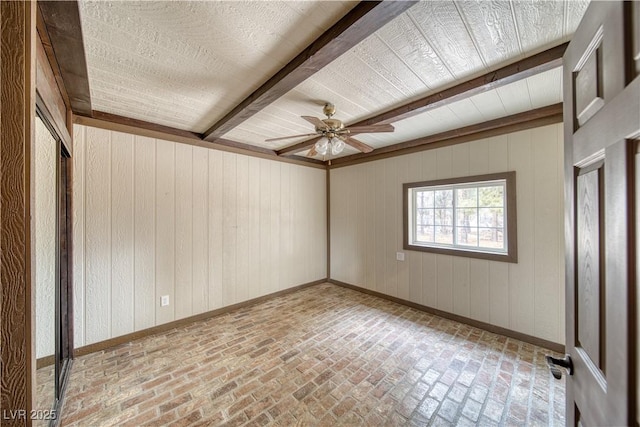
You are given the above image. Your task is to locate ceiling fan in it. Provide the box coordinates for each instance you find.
[265,103,395,157]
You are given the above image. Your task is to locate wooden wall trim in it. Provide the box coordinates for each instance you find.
[349,43,567,128]
[329,104,563,168]
[74,279,327,357]
[37,1,91,116]
[73,114,326,169]
[277,43,566,157]
[1,1,37,422]
[35,7,70,112]
[35,32,71,151]
[36,355,55,370]
[328,279,565,354]
[202,1,418,142]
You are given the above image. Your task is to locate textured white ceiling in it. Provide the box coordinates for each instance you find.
[291,66,563,159]
[225,0,587,153]
[78,0,358,131]
[78,0,589,157]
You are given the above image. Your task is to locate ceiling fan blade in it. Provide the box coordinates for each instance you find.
[265,133,318,142]
[301,116,328,130]
[343,136,374,153]
[345,123,394,134]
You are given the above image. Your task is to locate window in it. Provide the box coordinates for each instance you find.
[403,172,517,262]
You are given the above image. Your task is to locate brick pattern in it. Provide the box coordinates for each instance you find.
[59,283,565,426]
[35,364,55,426]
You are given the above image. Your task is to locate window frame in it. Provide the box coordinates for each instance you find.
[403,171,517,263]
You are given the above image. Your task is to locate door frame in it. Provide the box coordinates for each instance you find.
[35,95,74,426]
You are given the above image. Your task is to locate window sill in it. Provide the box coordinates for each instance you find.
[404,243,518,263]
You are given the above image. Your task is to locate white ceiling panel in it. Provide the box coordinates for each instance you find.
[375,14,453,91]
[79,0,357,131]
[513,0,568,52]
[468,90,508,121]
[77,0,589,160]
[406,1,486,78]
[230,1,587,154]
[496,79,533,115]
[455,1,522,67]
[321,66,563,159]
[527,66,563,108]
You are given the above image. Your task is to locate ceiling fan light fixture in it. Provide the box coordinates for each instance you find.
[331,137,345,155]
[315,137,329,155]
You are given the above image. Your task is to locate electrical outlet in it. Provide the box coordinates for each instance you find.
[396,252,405,261]
[161,295,170,307]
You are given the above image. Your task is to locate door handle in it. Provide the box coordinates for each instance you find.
[545,354,573,379]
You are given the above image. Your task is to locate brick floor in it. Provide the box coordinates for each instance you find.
[59,283,565,426]
[35,363,55,426]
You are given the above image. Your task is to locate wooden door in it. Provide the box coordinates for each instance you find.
[561,1,639,425]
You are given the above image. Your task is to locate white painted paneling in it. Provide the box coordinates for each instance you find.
[330,123,565,344]
[110,131,135,337]
[269,162,281,295]
[487,135,510,329]
[279,164,292,291]
[192,146,209,315]
[133,136,156,330]
[156,139,176,325]
[85,127,112,344]
[35,118,57,358]
[222,152,237,306]
[259,158,272,297]
[72,126,86,345]
[396,156,410,300]
[384,159,398,297]
[507,130,535,336]
[175,144,193,320]
[208,150,224,310]
[73,124,327,347]
[532,125,562,340]
[247,157,261,294]
[236,155,249,302]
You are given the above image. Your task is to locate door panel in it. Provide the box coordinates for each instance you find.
[576,165,604,372]
[573,30,604,127]
[563,1,638,426]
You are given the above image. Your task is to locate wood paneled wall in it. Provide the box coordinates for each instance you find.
[72,125,327,347]
[330,124,565,345]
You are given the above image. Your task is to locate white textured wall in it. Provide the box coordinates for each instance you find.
[72,125,327,347]
[330,124,565,344]
[35,117,57,359]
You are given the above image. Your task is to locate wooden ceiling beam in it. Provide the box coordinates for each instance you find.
[38,1,92,116]
[202,0,418,142]
[329,103,563,168]
[277,42,567,156]
[78,111,325,168]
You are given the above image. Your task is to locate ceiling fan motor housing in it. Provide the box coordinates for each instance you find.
[322,103,336,117]
[319,118,345,133]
